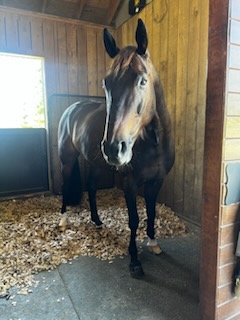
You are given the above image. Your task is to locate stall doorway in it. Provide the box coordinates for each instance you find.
[0,53,49,197]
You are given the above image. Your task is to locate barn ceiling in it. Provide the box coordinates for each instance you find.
[0,0,125,26]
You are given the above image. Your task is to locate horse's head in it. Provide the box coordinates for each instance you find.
[101,19,157,167]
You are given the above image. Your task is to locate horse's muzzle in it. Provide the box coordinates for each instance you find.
[101,139,131,166]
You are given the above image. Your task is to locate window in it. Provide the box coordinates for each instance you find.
[0,53,46,128]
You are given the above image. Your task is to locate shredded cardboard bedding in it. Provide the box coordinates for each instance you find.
[0,188,186,297]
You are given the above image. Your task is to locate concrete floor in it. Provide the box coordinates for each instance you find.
[0,232,200,320]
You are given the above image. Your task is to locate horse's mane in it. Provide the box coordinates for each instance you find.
[109,46,148,79]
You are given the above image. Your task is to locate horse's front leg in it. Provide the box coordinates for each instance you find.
[124,186,144,278]
[144,179,163,255]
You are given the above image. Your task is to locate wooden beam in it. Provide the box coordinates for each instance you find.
[106,0,121,25]
[42,0,48,13]
[76,0,86,20]
[199,0,229,319]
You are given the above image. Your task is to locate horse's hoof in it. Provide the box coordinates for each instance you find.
[147,244,162,255]
[95,221,104,229]
[129,263,144,278]
[235,278,240,298]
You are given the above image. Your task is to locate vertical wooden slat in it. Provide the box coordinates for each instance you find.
[183,0,201,220]
[17,15,32,53]
[121,20,128,47]
[158,0,168,89]
[157,0,169,202]
[5,13,19,51]
[152,0,161,72]
[56,22,68,94]
[77,25,88,95]
[42,20,56,98]
[66,23,78,94]
[174,0,190,214]
[164,0,179,206]
[193,0,209,223]
[114,25,122,50]
[86,27,97,96]
[129,14,137,45]
[31,17,44,56]
[145,3,153,57]
[96,28,105,96]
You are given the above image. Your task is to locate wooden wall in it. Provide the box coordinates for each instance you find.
[0,2,209,223]
[0,5,110,100]
[216,0,240,317]
[115,0,209,224]
[0,6,112,193]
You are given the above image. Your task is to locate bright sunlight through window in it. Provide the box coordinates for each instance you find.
[0,53,46,128]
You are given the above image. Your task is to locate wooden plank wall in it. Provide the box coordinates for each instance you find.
[0,5,109,105]
[0,2,209,223]
[115,0,209,224]
[0,6,113,193]
[216,0,240,318]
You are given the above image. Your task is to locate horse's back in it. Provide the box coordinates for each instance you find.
[58,100,106,165]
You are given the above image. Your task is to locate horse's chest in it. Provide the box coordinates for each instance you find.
[132,145,165,181]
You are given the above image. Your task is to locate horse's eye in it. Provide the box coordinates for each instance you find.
[140,77,147,87]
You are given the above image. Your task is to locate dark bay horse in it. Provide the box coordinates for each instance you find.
[58,19,175,277]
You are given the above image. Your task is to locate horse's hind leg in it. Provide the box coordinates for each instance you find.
[59,146,81,231]
[144,179,163,255]
[59,159,77,231]
[87,166,103,227]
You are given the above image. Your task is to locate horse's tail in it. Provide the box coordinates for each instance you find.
[63,158,83,207]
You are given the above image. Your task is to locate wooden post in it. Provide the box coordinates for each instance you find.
[200,0,229,318]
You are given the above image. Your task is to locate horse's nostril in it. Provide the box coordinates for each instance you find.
[121,141,127,154]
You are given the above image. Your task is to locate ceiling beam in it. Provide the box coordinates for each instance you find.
[106,0,122,25]
[42,0,48,13]
[76,0,86,20]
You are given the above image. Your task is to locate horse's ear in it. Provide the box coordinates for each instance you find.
[103,28,120,58]
[135,19,148,55]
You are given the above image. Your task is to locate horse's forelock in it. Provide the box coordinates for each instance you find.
[109,46,148,79]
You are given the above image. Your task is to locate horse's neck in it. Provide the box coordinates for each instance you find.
[141,68,172,147]
[152,69,172,136]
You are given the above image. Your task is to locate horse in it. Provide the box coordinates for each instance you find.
[58,19,175,278]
